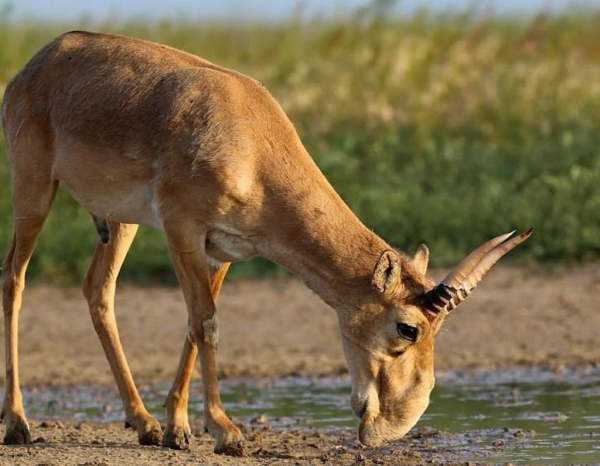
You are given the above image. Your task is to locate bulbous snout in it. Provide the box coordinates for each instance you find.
[358,394,430,447]
[340,333,435,447]
[359,415,410,447]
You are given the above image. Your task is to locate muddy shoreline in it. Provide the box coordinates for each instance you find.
[5,366,600,465]
[1,418,523,466]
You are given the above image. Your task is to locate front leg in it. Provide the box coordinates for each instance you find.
[163,263,230,450]
[164,226,243,456]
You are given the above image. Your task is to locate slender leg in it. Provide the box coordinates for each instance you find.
[164,223,243,456]
[1,216,52,444]
[82,221,162,446]
[163,262,230,449]
[1,130,58,444]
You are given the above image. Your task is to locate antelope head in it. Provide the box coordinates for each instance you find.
[340,229,533,446]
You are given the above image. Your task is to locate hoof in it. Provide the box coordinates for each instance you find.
[4,418,31,445]
[214,440,245,457]
[138,425,163,446]
[207,416,245,456]
[162,426,192,450]
[125,414,163,446]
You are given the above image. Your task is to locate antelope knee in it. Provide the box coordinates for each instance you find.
[202,315,219,349]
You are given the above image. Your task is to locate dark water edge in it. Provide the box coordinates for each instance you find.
[13,366,600,465]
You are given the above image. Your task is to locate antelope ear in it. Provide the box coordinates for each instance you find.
[372,251,402,296]
[413,244,429,275]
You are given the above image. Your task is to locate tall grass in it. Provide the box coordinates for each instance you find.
[1,7,599,283]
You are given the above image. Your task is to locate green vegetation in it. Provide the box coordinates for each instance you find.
[1,6,599,283]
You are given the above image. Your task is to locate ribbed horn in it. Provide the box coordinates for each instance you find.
[440,231,515,288]
[424,228,533,313]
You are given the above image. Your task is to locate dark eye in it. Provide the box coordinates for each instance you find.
[397,323,418,342]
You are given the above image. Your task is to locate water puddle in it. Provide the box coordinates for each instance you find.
[21,367,600,465]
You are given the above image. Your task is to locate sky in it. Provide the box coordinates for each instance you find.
[7,0,600,23]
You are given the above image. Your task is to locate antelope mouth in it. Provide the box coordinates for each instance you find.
[358,415,399,447]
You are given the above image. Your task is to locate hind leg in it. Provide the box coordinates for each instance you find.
[2,185,57,444]
[163,262,230,450]
[82,221,162,446]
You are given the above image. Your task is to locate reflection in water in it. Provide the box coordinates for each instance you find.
[21,367,600,465]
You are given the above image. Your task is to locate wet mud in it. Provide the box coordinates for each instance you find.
[0,420,488,466]
[6,367,600,465]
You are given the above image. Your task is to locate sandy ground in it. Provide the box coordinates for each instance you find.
[1,263,599,465]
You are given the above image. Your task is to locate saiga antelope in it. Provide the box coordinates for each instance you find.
[1,31,532,455]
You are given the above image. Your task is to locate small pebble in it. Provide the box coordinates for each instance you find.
[250,413,268,424]
[47,400,62,411]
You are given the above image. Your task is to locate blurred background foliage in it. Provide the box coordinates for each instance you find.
[0,2,599,283]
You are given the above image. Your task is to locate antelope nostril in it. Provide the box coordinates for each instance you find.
[358,399,368,419]
[351,394,369,419]
[360,405,368,419]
